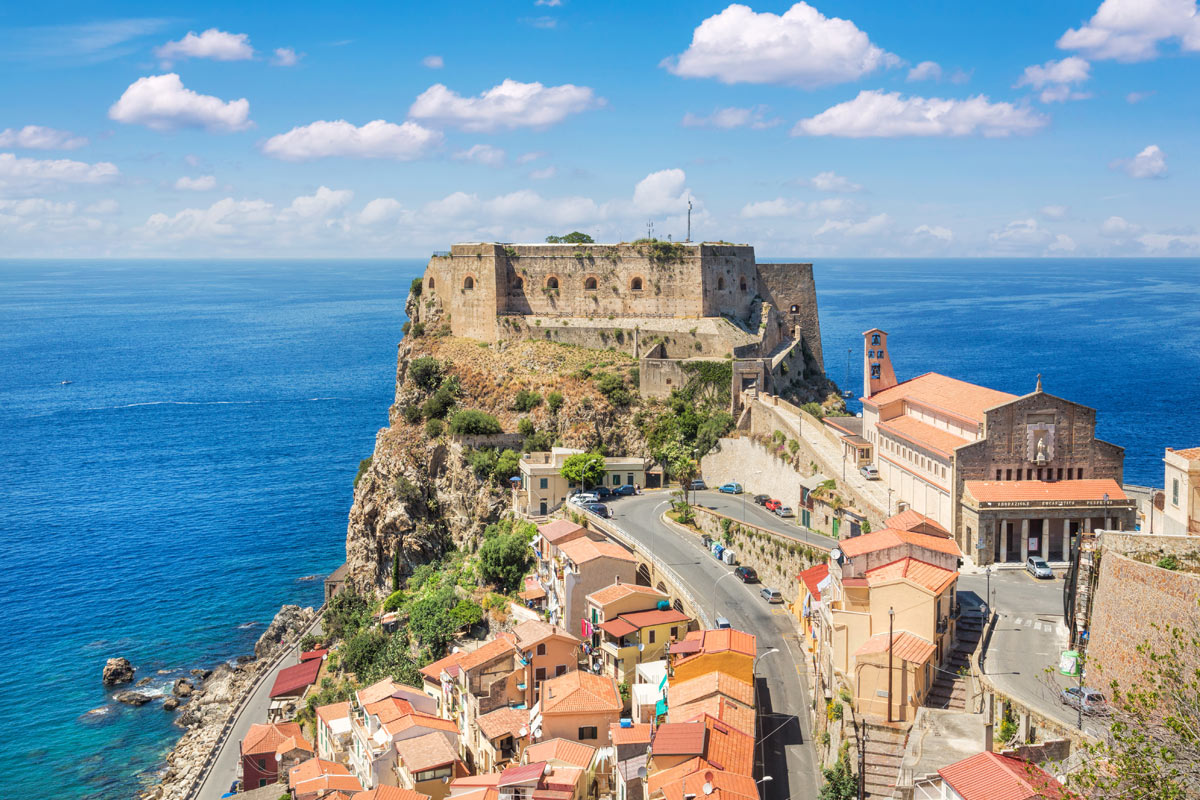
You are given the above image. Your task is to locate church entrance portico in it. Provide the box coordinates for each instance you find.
[983,510,1124,565]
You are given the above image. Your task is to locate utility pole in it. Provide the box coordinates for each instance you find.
[646,220,654,240]
[686,195,693,242]
[887,606,895,723]
[857,724,867,800]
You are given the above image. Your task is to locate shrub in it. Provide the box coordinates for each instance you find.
[801,401,825,419]
[826,700,843,721]
[300,633,322,652]
[425,418,444,437]
[788,439,800,455]
[1156,554,1180,571]
[341,628,388,678]
[409,357,443,391]
[523,430,553,453]
[449,410,502,435]
[513,388,543,412]
[594,372,633,406]
[402,321,411,336]
[518,417,535,437]
[772,430,786,444]
[394,475,423,508]
[354,456,372,488]
[401,404,422,424]
[383,590,407,612]
[410,277,423,296]
[468,448,500,479]
[546,391,564,413]
[478,531,532,592]
[421,376,460,420]
[410,321,425,337]
[451,599,484,629]
[494,449,521,482]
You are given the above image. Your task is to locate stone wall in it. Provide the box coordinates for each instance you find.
[1099,530,1200,559]
[639,357,691,399]
[688,506,824,602]
[755,262,824,372]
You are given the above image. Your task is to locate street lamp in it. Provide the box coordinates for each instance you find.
[887,606,895,723]
[711,571,739,622]
[887,488,893,516]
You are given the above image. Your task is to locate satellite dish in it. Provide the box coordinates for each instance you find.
[636,767,648,780]
[544,763,553,775]
[702,783,714,795]
[830,548,842,563]
[638,643,645,652]
[519,726,529,737]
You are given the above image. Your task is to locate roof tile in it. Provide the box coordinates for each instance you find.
[540,670,621,715]
[964,478,1127,504]
[938,751,1066,800]
[837,528,962,559]
[864,372,1016,423]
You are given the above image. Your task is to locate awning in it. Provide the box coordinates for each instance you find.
[600,618,639,638]
[800,474,828,491]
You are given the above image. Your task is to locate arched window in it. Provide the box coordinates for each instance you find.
[739,277,747,291]
[546,276,559,289]
[513,276,523,289]
[427,277,435,290]
[463,276,475,290]
[584,276,598,290]
[630,276,644,291]
[789,304,799,313]
[717,277,725,290]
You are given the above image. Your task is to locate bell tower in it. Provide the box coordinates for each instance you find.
[863,328,897,399]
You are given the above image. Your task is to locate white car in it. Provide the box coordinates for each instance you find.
[569,492,599,506]
[1026,556,1053,579]
[860,465,880,480]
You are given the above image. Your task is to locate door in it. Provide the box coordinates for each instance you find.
[832,518,840,537]
[802,509,810,528]
[539,501,547,515]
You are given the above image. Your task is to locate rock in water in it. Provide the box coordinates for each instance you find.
[102,657,135,686]
[163,697,181,711]
[253,605,314,659]
[172,678,194,697]
[136,677,152,687]
[115,691,154,706]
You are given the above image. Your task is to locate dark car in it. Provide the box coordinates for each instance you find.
[690,479,707,490]
[753,494,770,505]
[594,486,613,500]
[613,484,637,496]
[584,502,612,518]
[735,565,759,583]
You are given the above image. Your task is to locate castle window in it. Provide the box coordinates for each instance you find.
[790,304,799,313]
[584,276,598,290]
[463,276,475,290]
[630,276,643,291]
[546,276,559,290]
[427,277,435,290]
[739,277,747,291]
[717,277,725,290]
[513,277,523,289]
[871,333,881,345]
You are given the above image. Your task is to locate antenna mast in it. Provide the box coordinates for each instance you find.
[686,196,692,242]
[646,220,654,240]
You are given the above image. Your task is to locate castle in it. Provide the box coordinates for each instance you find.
[418,241,826,403]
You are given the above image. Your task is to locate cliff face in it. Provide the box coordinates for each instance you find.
[343,289,644,592]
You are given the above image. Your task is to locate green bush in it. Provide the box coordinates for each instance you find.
[401,404,422,424]
[594,372,632,406]
[342,628,388,678]
[300,633,322,652]
[449,410,502,435]
[383,590,407,612]
[410,277,423,296]
[410,321,425,337]
[1156,554,1180,570]
[394,475,423,508]
[451,599,484,629]
[546,391,564,413]
[518,417,535,437]
[425,418,444,437]
[409,357,443,391]
[523,430,553,453]
[402,320,411,336]
[545,232,594,244]
[788,439,800,455]
[478,528,534,592]
[421,376,460,420]
[801,401,825,419]
[494,449,521,482]
[325,585,370,640]
[513,389,543,412]
[354,456,372,488]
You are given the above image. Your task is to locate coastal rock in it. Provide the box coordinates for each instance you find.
[115,691,155,706]
[136,677,152,687]
[190,668,211,679]
[163,697,180,711]
[102,656,135,686]
[172,678,193,697]
[253,604,314,660]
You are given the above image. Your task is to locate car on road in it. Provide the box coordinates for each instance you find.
[735,565,758,583]
[613,484,637,496]
[690,479,707,490]
[584,502,612,518]
[715,616,732,629]
[1061,686,1109,715]
[774,505,795,518]
[593,486,613,500]
[764,498,782,511]
[860,465,880,480]
[719,482,743,494]
[569,492,599,506]
[1026,555,1054,579]
[752,494,770,506]
[760,587,784,604]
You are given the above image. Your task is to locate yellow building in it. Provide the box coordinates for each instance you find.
[594,608,693,689]
[667,629,756,685]
[518,448,650,516]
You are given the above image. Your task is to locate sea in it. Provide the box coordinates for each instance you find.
[0,257,1196,799]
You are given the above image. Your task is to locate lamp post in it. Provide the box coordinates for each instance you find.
[711,571,739,622]
[887,488,893,516]
[753,648,779,797]
[887,606,895,723]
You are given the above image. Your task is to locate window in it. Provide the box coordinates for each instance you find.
[1037,468,1043,480]
[739,277,747,291]
[464,276,475,290]
[627,474,634,485]
[717,277,725,290]
[877,349,884,358]
[996,469,1002,480]
[790,304,799,313]
[428,277,435,290]
[1078,468,1085,478]
[1174,478,1181,506]
[556,664,567,676]
[536,643,546,656]
[257,758,266,769]
[871,333,881,345]
[870,363,881,379]
[648,630,656,644]
[670,626,678,639]
[539,477,548,490]
[1066,468,1073,480]
[868,349,875,358]
[613,474,621,486]
[535,667,547,681]
[416,766,454,783]
[578,726,599,740]
[259,779,268,788]
[584,276,598,290]
[1026,468,1033,480]
[630,276,643,291]
[1057,468,1063,480]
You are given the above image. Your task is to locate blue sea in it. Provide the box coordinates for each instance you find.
[0,258,1196,799]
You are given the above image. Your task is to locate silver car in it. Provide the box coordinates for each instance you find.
[1026,556,1053,579]
[1061,686,1108,715]
[760,587,783,604]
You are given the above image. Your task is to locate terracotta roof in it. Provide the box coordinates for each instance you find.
[698,714,754,775]
[1170,446,1200,460]
[885,510,949,535]
[617,608,691,628]
[356,788,433,800]
[288,757,362,795]
[558,537,636,565]
[519,576,547,601]
[300,648,328,662]
[938,751,1067,800]
[587,582,667,606]
[599,618,639,638]
[660,769,760,800]
[671,696,755,737]
[242,722,312,757]
[512,619,580,648]
[395,731,461,773]
[357,678,426,706]
[448,789,498,800]
[420,650,465,681]
[837,528,962,558]
[798,563,829,602]
[866,557,957,595]
[652,721,707,756]
[540,670,621,715]
[543,765,585,792]
[864,372,1016,423]
[387,712,460,739]
[667,672,755,709]
[270,657,322,698]
[539,519,588,545]
[646,757,716,795]
[670,628,755,658]
[500,761,547,786]
[456,635,519,673]
[315,701,351,727]
[477,705,530,741]
[452,774,504,788]
[964,479,1127,504]
[854,631,937,664]
[878,416,970,457]
[609,722,653,745]
[524,738,597,767]
[364,696,416,724]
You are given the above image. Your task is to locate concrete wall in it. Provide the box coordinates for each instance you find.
[689,507,824,602]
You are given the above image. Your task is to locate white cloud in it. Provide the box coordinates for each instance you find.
[154,29,253,64]
[815,212,890,237]
[1126,90,1155,103]
[536,0,563,5]
[530,166,557,180]
[272,47,301,67]
[521,16,558,29]
[0,126,88,150]
[988,218,1068,252]
[85,199,120,214]
[358,198,405,226]
[408,79,603,132]
[516,151,546,165]
[1040,204,1069,219]
[662,2,898,88]
[453,144,506,167]
[422,55,444,69]
[1100,215,1142,236]
[1048,234,1077,252]
[810,171,861,192]
[261,119,442,161]
[0,152,119,188]
[912,223,953,241]
[793,90,1047,138]
[424,191,480,219]
[142,197,276,239]
[740,198,804,218]
[1113,144,1167,178]
[1015,57,1091,103]
[284,186,353,219]
[632,169,691,215]
[907,61,942,82]
[1137,231,1200,253]
[681,106,779,129]
[174,175,216,191]
[0,198,77,216]
[108,74,252,132]
[1057,0,1200,62]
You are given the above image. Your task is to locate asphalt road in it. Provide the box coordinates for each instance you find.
[608,491,820,800]
[689,489,838,551]
[957,569,1108,739]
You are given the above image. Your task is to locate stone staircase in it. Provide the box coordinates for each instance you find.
[925,613,984,712]
[860,721,909,798]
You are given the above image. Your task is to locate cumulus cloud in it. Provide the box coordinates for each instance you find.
[0,152,119,188]
[988,218,1067,251]
[516,151,546,165]
[108,74,252,132]
[175,175,216,191]
[662,2,899,87]
[86,199,120,214]
[1057,0,1200,62]
[907,61,942,82]
[793,90,1047,138]
[1100,215,1142,236]
[1040,204,1069,219]
[261,119,442,161]
[422,55,444,69]
[1126,90,1155,103]
[632,169,691,215]
[142,197,276,239]
[681,106,779,129]
[912,224,953,241]
[810,171,861,192]
[454,144,506,167]
[1113,144,1167,178]
[284,186,353,219]
[1015,57,1091,102]
[408,79,603,132]
[536,0,563,5]
[0,126,88,150]
[154,29,254,64]
[529,166,557,180]
[1137,231,1200,253]
[358,198,406,226]
[740,198,804,218]
[815,212,891,237]
[1048,234,1077,252]
[272,47,301,66]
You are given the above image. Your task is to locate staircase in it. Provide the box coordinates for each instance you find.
[859,721,908,798]
[925,613,984,712]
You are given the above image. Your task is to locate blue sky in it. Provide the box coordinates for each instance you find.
[1,0,1198,257]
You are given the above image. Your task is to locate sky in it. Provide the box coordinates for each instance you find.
[1,0,1199,258]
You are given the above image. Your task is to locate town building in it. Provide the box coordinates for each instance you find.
[524,738,606,800]
[664,672,755,716]
[357,788,433,800]
[612,723,654,800]
[546,538,638,638]
[288,757,364,800]
[347,692,460,791]
[473,705,530,773]
[531,669,623,745]
[912,750,1066,800]
[1163,447,1200,535]
[510,619,583,706]
[240,722,313,789]
[795,562,829,645]
[859,329,1135,565]
[667,629,756,685]
[394,732,469,800]
[315,701,353,764]
[592,608,692,689]
[518,448,650,516]
[452,636,525,766]
[419,650,466,720]
[268,653,324,719]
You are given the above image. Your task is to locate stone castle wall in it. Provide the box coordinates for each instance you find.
[756,262,825,372]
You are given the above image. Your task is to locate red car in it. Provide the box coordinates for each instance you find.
[764,498,782,512]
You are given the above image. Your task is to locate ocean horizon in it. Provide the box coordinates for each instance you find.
[1,256,1197,799]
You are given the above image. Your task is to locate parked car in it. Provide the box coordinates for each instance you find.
[715,616,732,630]
[594,486,613,500]
[569,492,599,506]
[690,479,707,490]
[735,565,759,583]
[719,482,743,494]
[613,484,637,496]
[760,587,784,604]
[764,498,782,512]
[1061,687,1109,715]
[584,502,611,518]
[860,465,880,480]
[774,505,795,518]
[1026,555,1054,579]
[753,494,770,506]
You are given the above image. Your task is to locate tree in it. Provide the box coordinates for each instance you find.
[409,357,443,392]
[449,409,502,435]
[819,744,858,800]
[513,389,542,412]
[546,391,564,413]
[546,232,594,244]
[561,451,606,490]
[410,277,423,297]
[594,372,633,406]
[478,531,533,593]
[341,628,388,678]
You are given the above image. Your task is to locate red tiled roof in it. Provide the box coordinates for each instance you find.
[885,510,949,535]
[660,769,760,800]
[288,758,362,795]
[357,677,426,706]
[798,563,829,602]
[300,648,328,662]
[878,416,970,457]
[524,738,597,767]
[699,714,754,775]
[854,631,936,664]
[588,582,667,606]
[646,757,715,795]
[541,670,621,715]
[838,528,962,558]
[672,696,755,737]
[456,635,519,673]
[938,751,1067,800]
[670,628,755,658]
[512,619,579,648]
[864,372,1016,423]
[356,788,433,800]
[964,479,1127,504]
[395,731,461,773]
[519,576,547,601]
[420,650,465,682]
[364,696,416,724]
[599,618,639,638]
[1170,446,1200,460]
[500,761,547,786]
[316,701,351,727]
[667,672,755,709]
[539,519,588,545]
[558,538,636,565]
[477,705,530,741]
[270,657,322,698]
[618,608,691,628]
[609,722,653,745]
[242,722,312,757]
[866,557,957,595]
[652,722,707,756]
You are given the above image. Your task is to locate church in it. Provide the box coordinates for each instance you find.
[858,329,1135,566]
